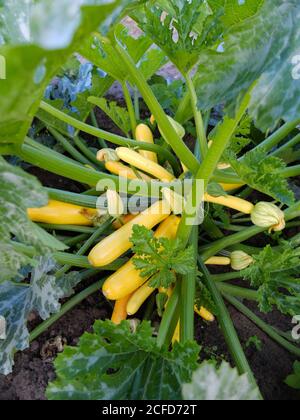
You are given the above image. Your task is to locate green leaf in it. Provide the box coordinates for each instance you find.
[0,0,125,144]
[285,361,300,390]
[227,148,295,205]
[47,320,200,400]
[0,257,81,375]
[182,361,261,400]
[195,0,300,131]
[88,97,131,135]
[243,243,300,316]
[133,0,214,72]
[137,47,167,81]
[207,182,227,197]
[131,225,196,289]
[245,336,263,352]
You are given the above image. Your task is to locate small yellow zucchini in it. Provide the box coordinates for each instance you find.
[105,161,152,181]
[27,200,97,226]
[221,183,245,192]
[111,294,132,325]
[88,200,171,267]
[102,215,180,300]
[205,256,231,266]
[116,147,175,182]
[194,306,215,322]
[135,124,158,163]
[127,280,154,315]
[204,193,255,214]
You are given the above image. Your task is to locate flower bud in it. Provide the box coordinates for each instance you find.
[106,190,124,218]
[161,187,186,215]
[251,202,285,232]
[230,251,254,271]
[97,148,119,163]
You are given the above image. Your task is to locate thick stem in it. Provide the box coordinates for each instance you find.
[271,133,300,157]
[157,281,181,348]
[38,223,97,234]
[122,81,137,136]
[223,294,300,358]
[115,42,199,174]
[40,101,180,174]
[216,283,258,301]
[90,109,108,149]
[178,91,251,246]
[180,226,198,343]
[185,72,207,161]
[73,136,103,167]
[198,258,261,395]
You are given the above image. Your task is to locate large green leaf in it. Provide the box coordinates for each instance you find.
[0,257,81,375]
[182,361,261,400]
[47,320,200,400]
[195,0,300,131]
[0,0,125,144]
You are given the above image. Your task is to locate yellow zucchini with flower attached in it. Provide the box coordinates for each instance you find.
[116,147,175,182]
[135,124,158,163]
[88,200,171,267]
[111,294,132,325]
[102,215,181,300]
[27,200,97,226]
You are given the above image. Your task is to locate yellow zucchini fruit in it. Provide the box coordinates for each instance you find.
[111,294,132,325]
[116,147,175,182]
[194,306,215,322]
[112,214,137,230]
[204,193,255,214]
[102,215,181,300]
[105,161,152,181]
[221,183,245,192]
[27,200,97,226]
[127,280,154,315]
[135,124,158,163]
[205,256,231,266]
[88,200,171,267]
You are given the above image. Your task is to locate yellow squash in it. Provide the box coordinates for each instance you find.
[27,200,97,226]
[102,215,181,300]
[111,294,132,325]
[135,124,158,163]
[204,193,255,214]
[105,161,152,181]
[88,200,171,267]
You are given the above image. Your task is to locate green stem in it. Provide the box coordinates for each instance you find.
[178,90,251,246]
[198,258,261,394]
[48,127,93,166]
[115,42,199,174]
[253,119,300,153]
[216,283,258,301]
[73,136,103,167]
[39,223,97,234]
[281,164,300,178]
[90,109,107,149]
[185,72,207,161]
[200,202,300,261]
[223,294,300,358]
[122,81,137,136]
[134,87,140,121]
[157,281,181,348]
[56,218,113,277]
[180,226,198,343]
[47,188,98,208]
[211,272,243,282]
[63,233,90,248]
[30,275,106,342]
[0,144,14,155]
[271,133,300,157]
[40,101,180,175]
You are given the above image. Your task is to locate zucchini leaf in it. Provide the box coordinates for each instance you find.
[195,0,300,131]
[47,320,200,400]
[226,148,295,205]
[0,257,81,375]
[131,225,196,289]
[88,97,131,136]
[0,159,67,284]
[0,0,126,144]
[182,361,261,400]
[242,243,300,316]
[285,361,300,390]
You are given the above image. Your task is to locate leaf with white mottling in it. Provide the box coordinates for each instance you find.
[0,257,81,375]
[182,361,261,400]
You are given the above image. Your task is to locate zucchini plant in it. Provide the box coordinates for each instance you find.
[0,0,300,400]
